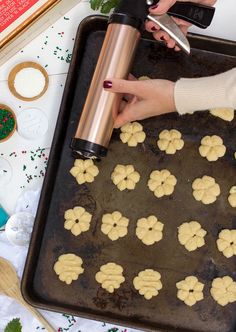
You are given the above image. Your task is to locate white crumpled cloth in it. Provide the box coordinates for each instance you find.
[0,190,141,332]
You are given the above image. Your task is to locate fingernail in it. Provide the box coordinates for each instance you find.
[151,26,157,31]
[103,80,112,89]
[150,4,158,9]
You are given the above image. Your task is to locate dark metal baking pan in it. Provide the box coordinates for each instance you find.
[22,15,236,332]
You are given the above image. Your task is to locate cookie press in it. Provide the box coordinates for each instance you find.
[71,0,215,159]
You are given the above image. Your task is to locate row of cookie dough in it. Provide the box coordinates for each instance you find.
[53,254,236,307]
[120,122,234,162]
[70,159,236,207]
[64,207,236,258]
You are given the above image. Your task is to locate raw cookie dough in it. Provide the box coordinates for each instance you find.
[178,221,207,252]
[64,206,92,236]
[176,276,204,306]
[136,215,164,246]
[210,276,236,306]
[192,175,220,204]
[157,129,184,154]
[138,76,151,80]
[133,269,162,300]
[111,164,140,191]
[148,169,177,198]
[216,229,236,258]
[199,135,226,161]
[101,211,129,241]
[210,108,234,122]
[228,186,236,208]
[95,262,125,293]
[70,159,99,185]
[54,253,84,285]
[120,122,146,147]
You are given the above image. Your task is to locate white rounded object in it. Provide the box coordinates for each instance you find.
[0,157,13,186]
[5,212,35,246]
[15,189,41,217]
[14,68,46,98]
[17,107,48,140]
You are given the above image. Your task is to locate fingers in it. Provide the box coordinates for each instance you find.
[145,20,161,34]
[127,73,138,81]
[114,100,148,128]
[152,30,170,43]
[151,21,189,49]
[149,0,176,15]
[103,78,151,99]
[147,0,193,51]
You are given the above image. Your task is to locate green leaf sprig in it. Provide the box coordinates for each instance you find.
[4,318,22,332]
[89,0,120,14]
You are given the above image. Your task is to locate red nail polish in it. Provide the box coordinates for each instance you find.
[103,80,112,89]
[150,4,158,9]
[151,26,157,31]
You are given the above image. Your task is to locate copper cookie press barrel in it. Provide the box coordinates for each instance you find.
[71,13,142,159]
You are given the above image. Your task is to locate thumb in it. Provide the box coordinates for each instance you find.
[103,78,150,99]
[114,100,148,128]
[150,0,176,14]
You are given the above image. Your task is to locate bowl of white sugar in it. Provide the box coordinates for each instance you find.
[8,62,49,101]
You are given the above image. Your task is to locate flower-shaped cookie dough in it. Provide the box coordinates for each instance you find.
[53,253,84,285]
[228,186,236,208]
[192,175,220,204]
[157,129,184,154]
[138,76,151,80]
[216,229,236,258]
[120,122,146,147]
[199,135,226,161]
[178,221,207,252]
[176,276,204,306]
[210,108,234,122]
[70,159,99,185]
[101,211,129,241]
[64,206,92,236]
[136,215,164,246]
[210,276,236,306]
[95,262,125,293]
[111,164,140,191]
[133,269,162,300]
[148,169,177,198]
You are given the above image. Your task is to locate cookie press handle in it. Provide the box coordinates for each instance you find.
[166,1,215,29]
[147,1,215,54]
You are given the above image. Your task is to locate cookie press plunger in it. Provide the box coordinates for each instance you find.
[71,0,215,159]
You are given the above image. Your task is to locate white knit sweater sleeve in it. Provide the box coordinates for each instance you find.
[174,68,236,114]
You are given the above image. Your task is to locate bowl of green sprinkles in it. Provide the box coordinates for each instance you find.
[0,104,17,142]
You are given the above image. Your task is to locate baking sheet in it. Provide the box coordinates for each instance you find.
[22,15,236,332]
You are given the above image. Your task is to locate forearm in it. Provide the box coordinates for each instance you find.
[174,68,236,114]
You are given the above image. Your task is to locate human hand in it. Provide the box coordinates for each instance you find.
[103,77,176,128]
[146,0,217,50]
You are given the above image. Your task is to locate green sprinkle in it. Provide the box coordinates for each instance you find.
[0,108,15,141]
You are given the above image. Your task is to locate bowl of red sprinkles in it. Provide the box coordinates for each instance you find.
[0,104,17,142]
